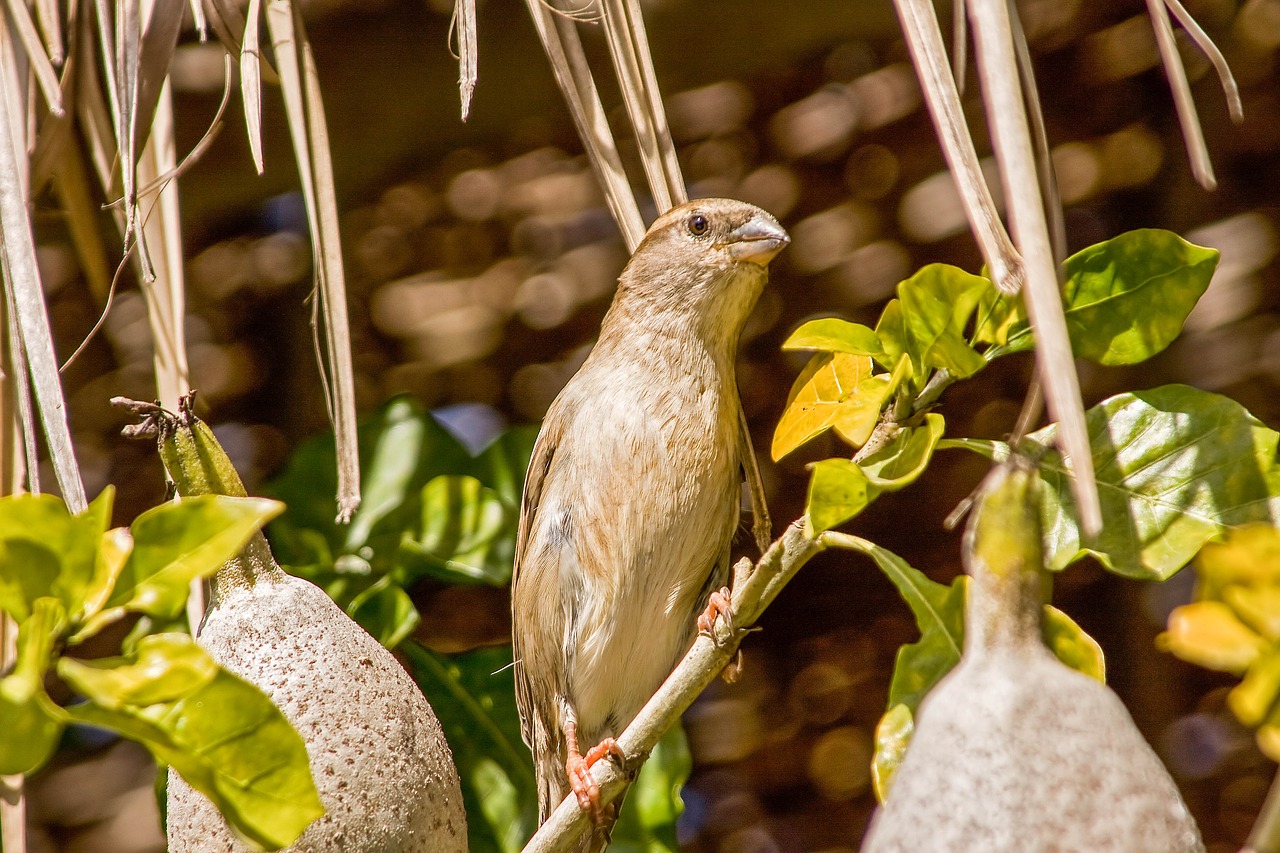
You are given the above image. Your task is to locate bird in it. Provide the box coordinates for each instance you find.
[511,197,789,850]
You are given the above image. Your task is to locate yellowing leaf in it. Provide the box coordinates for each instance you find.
[1225,586,1280,642]
[772,353,876,460]
[1196,523,1280,599]
[783,318,887,364]
[1159,601,1264,675]
[1230,646,1280,728]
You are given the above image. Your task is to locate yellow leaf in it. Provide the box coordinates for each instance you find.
[1197,523,1280,596]
[772,353,876,460]
[1225,586,1280,642]
[1231,646,1280,727]
[1256,722,1280,763]
[1158,601,1264,675]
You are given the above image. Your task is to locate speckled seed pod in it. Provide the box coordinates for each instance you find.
[166,570,468,852]
[133,396,467,852]
[863,465,1203,853]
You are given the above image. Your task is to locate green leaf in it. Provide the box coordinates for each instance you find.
[267,402,531,650]
[474,427,539,511]
[609,725,689,853]
[772,353,894,459]
[950,385,1280,580]
[343,401,470,552]
[871,703,913,804]
[897,264,990,378]
[783,318,886,363]
[973,287,1026,347]
[995,230,1218,364]
[836,540,964,714]
[1058,229,1218,364]
[268,397,472,570]
[858,414,945,489]
[0,598,66,775]
[1042,605,1106,682]
[401,642,537,853]
[875,299,908,366]
[347,575,421,648]
[400,476,512,586]
[109,496,284,618]
[0,490,113,623]
[58,634,323,849]
[807,460,875,534]
[805,416,946,534]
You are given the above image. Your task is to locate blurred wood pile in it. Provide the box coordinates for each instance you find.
[26,0,1280,850]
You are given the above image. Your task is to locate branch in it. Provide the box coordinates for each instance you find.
[521,522,827,852]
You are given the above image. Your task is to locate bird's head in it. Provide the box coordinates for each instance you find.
[613,198,789,341]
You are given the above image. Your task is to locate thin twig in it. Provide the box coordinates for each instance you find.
[599,0,671,212]
[6,0,63,115]
[241,0,264,172]
[621,0,684,205]
[1008,0,1065,263]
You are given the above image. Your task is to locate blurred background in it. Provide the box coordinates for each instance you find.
[21,0,1280,850]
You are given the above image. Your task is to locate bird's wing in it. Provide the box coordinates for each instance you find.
[738,402,771,554]
[511,409,564,748]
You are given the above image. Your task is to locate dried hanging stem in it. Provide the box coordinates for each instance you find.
[967,0,1100,536]
[0,26,85,513]
[265,0,362,522]
[453,0,477,120]
[893,0,1023,292]
[522,0,646,249]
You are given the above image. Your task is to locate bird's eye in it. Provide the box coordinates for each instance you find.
[687,213,710,236]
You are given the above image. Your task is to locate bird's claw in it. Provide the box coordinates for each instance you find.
[697,587,735,640]
[566,737,624,825]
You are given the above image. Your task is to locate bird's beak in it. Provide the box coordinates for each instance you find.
[725,214,790,266]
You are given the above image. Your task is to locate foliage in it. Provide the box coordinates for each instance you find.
[772,229,1243,798]
[268,396,536,647]
[0,490,322,849]
[948,385,1280,578]
[841,536,1103,800]
[1160,525,1280,760]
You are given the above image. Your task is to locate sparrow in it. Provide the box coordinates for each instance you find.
[511,198,789,850]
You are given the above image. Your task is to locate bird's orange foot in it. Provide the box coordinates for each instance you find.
[697,586,734,637]
[566,737,624,824]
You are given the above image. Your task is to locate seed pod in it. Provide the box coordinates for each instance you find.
[121,395,467,852]
[863,463,1203,853]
